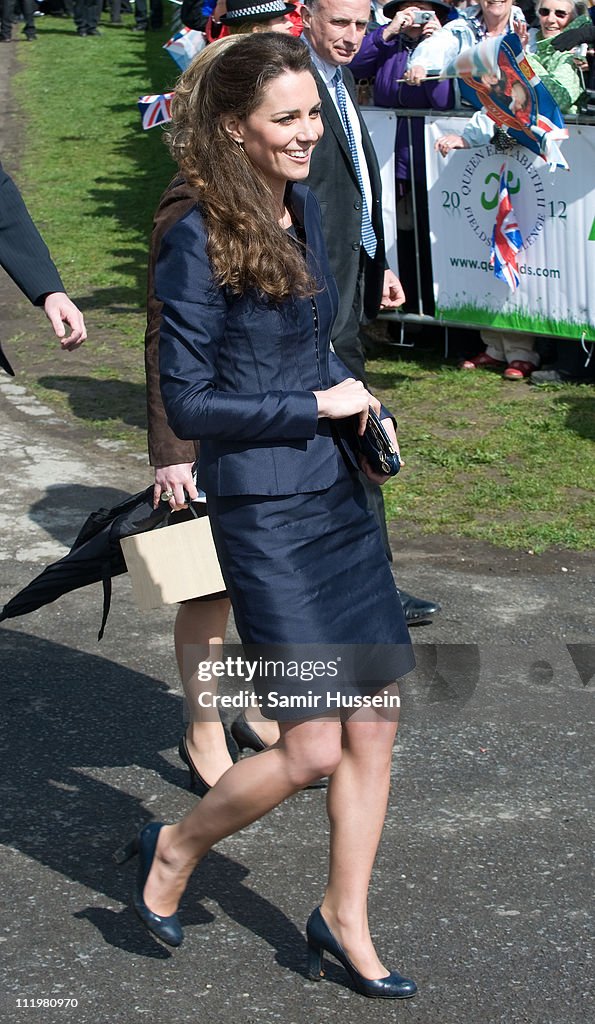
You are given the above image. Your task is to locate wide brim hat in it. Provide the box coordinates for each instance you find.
[382,0,451,24]
[220,0,296,23]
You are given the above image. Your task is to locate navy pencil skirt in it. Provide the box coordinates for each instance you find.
[207,446,415,719]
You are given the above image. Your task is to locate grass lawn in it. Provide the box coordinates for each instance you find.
[7,16,595,552]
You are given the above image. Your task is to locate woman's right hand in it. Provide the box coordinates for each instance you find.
[383,8,415,40]
[314,378,376,436]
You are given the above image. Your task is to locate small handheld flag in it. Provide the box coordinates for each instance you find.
[138,93,174,130]
[489,162,523,291]
[162,27,206,72]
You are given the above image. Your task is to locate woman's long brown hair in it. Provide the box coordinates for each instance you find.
[167,34,318,301]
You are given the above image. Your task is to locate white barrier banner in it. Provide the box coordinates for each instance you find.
[361,108,398,272]
[425,116,595,341]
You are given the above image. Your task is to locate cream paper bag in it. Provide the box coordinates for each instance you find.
[120,515,225,610]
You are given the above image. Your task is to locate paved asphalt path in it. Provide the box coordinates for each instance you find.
[1,320,593,1024]
[0,41,593,1024]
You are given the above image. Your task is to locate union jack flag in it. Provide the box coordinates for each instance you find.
[490,162,523,291]
[138,93,174,130]
[162,26,206,72]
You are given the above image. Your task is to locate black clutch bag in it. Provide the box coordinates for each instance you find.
[357,407,401,477]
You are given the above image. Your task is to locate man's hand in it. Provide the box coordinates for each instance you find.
[43,292,87,349]
[380,269,405,310]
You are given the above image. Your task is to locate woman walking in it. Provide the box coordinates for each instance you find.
[120,32,416,999]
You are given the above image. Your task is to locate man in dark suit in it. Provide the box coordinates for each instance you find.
[302,0,405,380]
[301,0,441,623]
[0,161,86,375]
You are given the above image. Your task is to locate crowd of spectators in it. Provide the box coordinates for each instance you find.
[3,0,592,383]
[0,0,163,38]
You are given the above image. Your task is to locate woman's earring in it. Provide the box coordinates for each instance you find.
[226,129,244,149]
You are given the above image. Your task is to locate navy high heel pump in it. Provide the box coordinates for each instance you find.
[114,822,183,947]
[306,907,417,999]
[178,728,240,795]
[230,712,267,753]
[178,735,210,797]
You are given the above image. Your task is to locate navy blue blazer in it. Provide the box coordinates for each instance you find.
[158,183,355,498]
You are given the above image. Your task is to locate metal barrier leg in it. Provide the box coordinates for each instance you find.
[406,117,424,318]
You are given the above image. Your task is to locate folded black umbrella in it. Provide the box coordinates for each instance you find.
[0,485,176,639]
[0,340,16,376]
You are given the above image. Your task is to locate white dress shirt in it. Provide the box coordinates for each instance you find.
[303,37,374,221]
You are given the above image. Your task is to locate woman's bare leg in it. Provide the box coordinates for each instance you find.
[143,716,343,917]
[174,597,232,785]
[320,698,400,979]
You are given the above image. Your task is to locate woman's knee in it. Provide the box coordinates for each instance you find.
[342,717,397,762]
[280,720,343,786]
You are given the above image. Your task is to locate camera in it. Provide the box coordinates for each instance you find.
[412,10,434,23]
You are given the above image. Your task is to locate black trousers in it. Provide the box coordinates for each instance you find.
[331,248,393,564]
[73,0,100,29]
[134,0,162,28]
[1,0,36,38]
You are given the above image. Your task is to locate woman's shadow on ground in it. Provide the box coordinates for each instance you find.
[0,627,310,973]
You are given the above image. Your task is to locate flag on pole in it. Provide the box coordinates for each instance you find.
[489,162,523,291]
[447,33,569,170]
[138,93,174,130]
[163,26,206,72]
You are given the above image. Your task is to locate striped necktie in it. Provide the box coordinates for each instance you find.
[333,67,377,259]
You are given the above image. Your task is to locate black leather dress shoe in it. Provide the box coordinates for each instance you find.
[398,589,441,625]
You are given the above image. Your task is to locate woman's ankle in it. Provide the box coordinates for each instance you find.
[186,720,228,752]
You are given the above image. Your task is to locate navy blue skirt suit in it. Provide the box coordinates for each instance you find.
[157,182,414,717]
